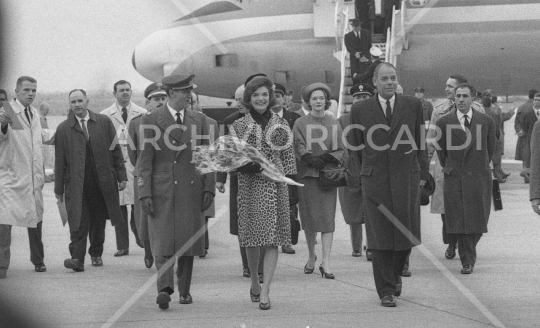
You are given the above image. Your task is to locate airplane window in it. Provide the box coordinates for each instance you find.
[216,54,238,68]
[275,71,295,84]
[176,1,242,22]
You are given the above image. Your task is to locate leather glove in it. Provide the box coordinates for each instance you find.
[320,153,338,164]
[201,191,214,211]
[310,156,326,170]
[236,162,263,174]
[301,153,315,166]
[140,196,154,216]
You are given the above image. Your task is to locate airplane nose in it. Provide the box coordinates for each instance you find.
[132,50,136,71]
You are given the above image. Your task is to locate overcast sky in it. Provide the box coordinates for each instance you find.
[1,0,211,93]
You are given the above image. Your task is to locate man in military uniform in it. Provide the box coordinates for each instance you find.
[127,82,168,269]
[426,75,485,260]
[137,74,215,310]
[356,47,384,87]
[338,83,373,260]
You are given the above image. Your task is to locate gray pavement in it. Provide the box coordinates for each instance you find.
[1,161,540,328]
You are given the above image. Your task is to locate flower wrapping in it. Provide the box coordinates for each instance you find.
[192,135,303,186]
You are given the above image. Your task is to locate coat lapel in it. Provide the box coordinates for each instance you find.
[370,96,388,126]
[69,112,85,138]
[156,106,183,146]
[109,105,125,126]
[463,109,480,156]
[177,109,195,158]
[388,95,405,134]
[448,110,468,146]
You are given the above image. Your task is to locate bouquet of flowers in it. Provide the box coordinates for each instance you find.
[192,135,303,186]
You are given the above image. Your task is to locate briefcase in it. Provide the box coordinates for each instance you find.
[492,179,503,211]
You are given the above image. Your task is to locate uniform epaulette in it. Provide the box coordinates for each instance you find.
[132,113,144,119]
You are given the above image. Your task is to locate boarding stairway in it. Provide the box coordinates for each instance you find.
[332,0,410,117]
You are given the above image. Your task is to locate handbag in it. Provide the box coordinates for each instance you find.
[492,178,503,211]
[290,205,301,245]
[318,166,348,190]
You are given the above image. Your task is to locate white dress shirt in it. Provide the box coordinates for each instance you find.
[168,103,184,123]
[456,108,473,130]
[301,106,310,117]
[274,108,284,118]
[378,94,396,118]
[75,111,91,137]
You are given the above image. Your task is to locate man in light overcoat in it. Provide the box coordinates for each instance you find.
[101,80,146,256]
[435,83,496,275]
[137,74,215,310]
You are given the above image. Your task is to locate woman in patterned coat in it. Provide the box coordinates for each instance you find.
[231,76,297,310]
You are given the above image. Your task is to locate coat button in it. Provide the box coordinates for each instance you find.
[174,181,178,185]
[191,181,194,184]
[174,161,177,164]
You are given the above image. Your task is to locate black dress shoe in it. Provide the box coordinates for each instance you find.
[156,292,171,309]
[460,265,474,274]
[91,257,103,267]
[502,172,511,179]
[114,249,129,257]
[319,265,335,279]
[199,249,208,258]
[445,244,456,259]
[144,255,154,269]
[179,294,193,304]
[281,245,296,254]
[400,268,411,277]
[250,287,260,302]
[381,295,396,307]
[34,263,47,272]
[259,300,271,310]
[366,250,373,261]
[64,258,84,272]
[243,267,251,278]
[352,250,362,257]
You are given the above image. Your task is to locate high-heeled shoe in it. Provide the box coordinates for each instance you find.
[259,300,271,310]
[304,256,317,274]
[319,265,335,279]
[250,287,260,302]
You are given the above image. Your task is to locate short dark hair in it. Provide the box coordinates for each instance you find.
[529,89,539,99]
[0,89,7,98]
[454,83,475,95]
[16,76,37,88]
[113,80,131,92]
[373,62,397,81]
[242,76,276,112]
[449,74,467,85]
[69,89,87,98]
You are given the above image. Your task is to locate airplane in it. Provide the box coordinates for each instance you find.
[132,0,540,106]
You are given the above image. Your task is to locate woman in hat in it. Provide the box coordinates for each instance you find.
[231,76,297,310]
[292,83,345,279]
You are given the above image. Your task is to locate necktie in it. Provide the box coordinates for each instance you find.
[463,114,471,129]
[122,107,128,123]
[25,107,33,124]
[81,119,89,141]
[176,112,182,125]
[385,100,392,125]
[356,32,360,40]
[537,110,539,119]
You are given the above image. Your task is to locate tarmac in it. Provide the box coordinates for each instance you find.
[2,113,540,328]
[1,160,539,328]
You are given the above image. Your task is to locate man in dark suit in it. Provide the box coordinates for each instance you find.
[436,83,496,275]
[138,74,215,310]
[344,18,372,82]
[350,63,429,307]
[521,93,540,181]
[481,90,504,183]
[272,83,301,255]
[127,82,169,269]
[515,89,537,183]
[529,113,540,214]
[55,89,127,272]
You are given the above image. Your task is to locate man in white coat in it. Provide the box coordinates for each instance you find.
[0,76,55,278]
[101,80,147,256]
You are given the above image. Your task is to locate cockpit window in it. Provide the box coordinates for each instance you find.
[176,1,242,21]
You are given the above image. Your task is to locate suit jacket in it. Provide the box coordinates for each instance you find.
[350,94,429,250]
[344,29,372,58]
[357,59,383,86]
[436,109,496,234]
[54,110,127,231]
[101,102,147,205]
[279,107,301,129]
[137,105,215,256]
[521,108,538,167]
